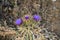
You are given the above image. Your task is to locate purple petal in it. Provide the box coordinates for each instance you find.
[33,15,41,21]
[25,15,29,20]
[15,18,23,25]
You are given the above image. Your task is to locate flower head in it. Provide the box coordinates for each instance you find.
[25,15,29,20]
[33,15,41,21]
[15,18,23,25]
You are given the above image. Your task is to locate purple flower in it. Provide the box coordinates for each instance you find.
[15,18,23,25]
[25,15,29,20]
[33,15,41,21]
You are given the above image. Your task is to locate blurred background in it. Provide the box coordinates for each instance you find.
[0,0,60,40]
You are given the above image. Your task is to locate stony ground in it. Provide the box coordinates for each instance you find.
[0,0,60,40]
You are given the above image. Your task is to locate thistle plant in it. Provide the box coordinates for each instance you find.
[15,14,42,40]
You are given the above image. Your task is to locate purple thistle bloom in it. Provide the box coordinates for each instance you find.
[25,15,29,20]
[33,15,41,21]
[15,18,23,25]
